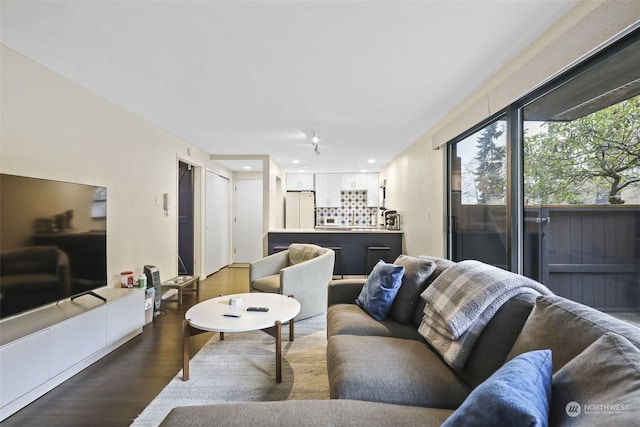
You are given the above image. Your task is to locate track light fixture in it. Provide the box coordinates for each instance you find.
[311,130,320,155]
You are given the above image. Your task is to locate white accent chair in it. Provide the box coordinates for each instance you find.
[249,243,335,320]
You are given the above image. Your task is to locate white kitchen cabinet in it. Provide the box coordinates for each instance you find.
[340,173,368,190]
[315,174,341,207]
[366,173,380,207]
[286,173,314,191]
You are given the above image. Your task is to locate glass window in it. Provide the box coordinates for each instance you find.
[449,118,508,269]
[523,94,640,311]
[447,30,639,313]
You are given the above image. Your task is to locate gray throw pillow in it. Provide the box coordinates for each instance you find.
[388,255,436,324]
[506,295,640,373]
[550,332,640,427]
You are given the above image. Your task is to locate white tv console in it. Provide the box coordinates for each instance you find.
[0,287,144,421]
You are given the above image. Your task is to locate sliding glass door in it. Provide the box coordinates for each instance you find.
[447,31,640,312]
[449,118,508,269]
[523,97,640,311]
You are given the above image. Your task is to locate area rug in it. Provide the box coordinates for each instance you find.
[130,314,329,426]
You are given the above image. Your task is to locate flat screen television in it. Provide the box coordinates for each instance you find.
[0,173,107,319]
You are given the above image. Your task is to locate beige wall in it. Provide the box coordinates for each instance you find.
[2,0,637,273]
[381,0,639,258]
[1,46,220,285]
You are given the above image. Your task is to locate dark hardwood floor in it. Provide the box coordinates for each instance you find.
[2,266,250,427]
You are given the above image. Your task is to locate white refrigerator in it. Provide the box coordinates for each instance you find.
[285,191,315,229]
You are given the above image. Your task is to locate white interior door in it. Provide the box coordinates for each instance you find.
[234,179,263,263]
[206,170,231,274]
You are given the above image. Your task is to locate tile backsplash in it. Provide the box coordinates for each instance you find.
[316,190,379,226]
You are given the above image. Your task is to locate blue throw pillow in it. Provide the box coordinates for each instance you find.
[355,260,405,320]
[442,349,552,427]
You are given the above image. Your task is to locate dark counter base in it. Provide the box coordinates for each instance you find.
[268,231,403,275]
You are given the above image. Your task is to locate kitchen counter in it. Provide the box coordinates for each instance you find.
[268,230,403,275]
[270,227,402,233]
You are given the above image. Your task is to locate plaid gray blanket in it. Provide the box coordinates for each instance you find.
[417,260,552,370]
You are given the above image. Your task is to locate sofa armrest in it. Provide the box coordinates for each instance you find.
[327,278,366,306]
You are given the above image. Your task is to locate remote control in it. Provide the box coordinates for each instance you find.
[247,307,269,312]
[223,313,241,318]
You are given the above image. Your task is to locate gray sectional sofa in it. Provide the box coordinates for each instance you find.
[160,255,640,426]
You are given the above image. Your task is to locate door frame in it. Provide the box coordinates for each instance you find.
[177,156,203,278]
[205,168,232,274]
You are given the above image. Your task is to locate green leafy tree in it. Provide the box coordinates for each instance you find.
[525,95,640,204]
[473,122,506,204]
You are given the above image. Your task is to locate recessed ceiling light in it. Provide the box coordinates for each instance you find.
[292,159,300,164]
[361,169,368,173]
[243,165,252,170]
[368,159,376,164]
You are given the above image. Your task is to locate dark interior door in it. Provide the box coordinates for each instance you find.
[178,161,194,275]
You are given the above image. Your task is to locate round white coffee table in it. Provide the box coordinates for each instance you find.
[182,293,301,383]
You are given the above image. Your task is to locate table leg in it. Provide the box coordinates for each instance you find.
[287,294,295,342]
[182,319,190,381]
[289,318,294,342]
[275,320,282,383]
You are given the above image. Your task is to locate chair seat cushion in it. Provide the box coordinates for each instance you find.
[252,274,280,293]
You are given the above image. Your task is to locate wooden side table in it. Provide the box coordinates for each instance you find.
[161,275,200,306]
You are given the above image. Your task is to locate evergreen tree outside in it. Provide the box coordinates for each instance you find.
[472,122,506,204]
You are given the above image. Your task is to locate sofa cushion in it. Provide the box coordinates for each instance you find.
[327,335,471,408]
[288,243,323,265]
[459,293,537,388]
[327,304,425,341]
[418,260,551,371]
[507,295,640,373]
[550,332,640,427]
[410,256,456,326]
[442,350,552,427]
[251,274,280,293]
[388,255,436,324]
[159,400,455,427]
[355,260,404,321]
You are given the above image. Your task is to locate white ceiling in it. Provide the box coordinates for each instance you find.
[0,0,578,173]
